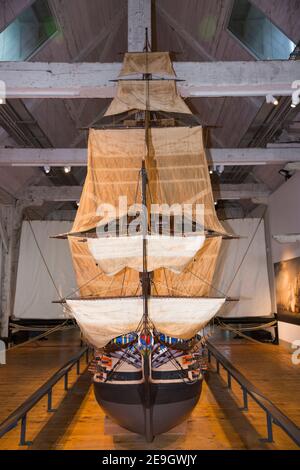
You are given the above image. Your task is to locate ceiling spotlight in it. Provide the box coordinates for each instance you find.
[43,165,51,174]
[213,164,224,176]
[64,166,71,174]
[278,169,293,181]
[0,98,4,105]
[209,169,213,175]
[266,94,278,106]
[291,102,297,108]
[76,201,80,207]
[214,201,218,206]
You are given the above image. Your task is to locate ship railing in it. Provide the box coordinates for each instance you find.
[206,340,300,448]
[0,346,90,446]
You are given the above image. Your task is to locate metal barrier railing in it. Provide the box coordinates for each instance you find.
[206,340,300,447]
[0,346,89,446]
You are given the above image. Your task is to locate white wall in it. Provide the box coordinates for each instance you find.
[215,218,272,318]
[269,173,300,264]
[13,221,76,319]
[269,173,300,344]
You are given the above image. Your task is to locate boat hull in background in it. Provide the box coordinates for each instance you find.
[93,379,202,441]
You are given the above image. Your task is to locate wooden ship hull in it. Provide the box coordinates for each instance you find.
[93,352,203,441]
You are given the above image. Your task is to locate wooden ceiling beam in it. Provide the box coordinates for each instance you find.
[0,147,299,167]
[1,60,299,99]
[128,0,151,52]
[17,183,270,203]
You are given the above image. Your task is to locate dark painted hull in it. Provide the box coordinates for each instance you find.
[94,379,202,441]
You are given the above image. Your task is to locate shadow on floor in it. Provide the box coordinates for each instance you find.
[30,369,92,450]
[205,370,270,450]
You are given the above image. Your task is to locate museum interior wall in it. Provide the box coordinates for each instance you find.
[269,172,300,345]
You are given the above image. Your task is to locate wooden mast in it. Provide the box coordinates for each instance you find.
[141,27,153,442]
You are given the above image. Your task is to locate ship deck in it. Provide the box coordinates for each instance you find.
[0,328,299,450]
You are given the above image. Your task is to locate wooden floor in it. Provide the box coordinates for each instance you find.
[0,328,299,450]
[210,330,300,429]
[0,328,82,422]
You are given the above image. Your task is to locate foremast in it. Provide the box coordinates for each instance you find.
[141,28,154,442]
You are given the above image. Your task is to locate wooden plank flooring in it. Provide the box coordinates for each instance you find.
[210,330,300,429]
[0,328,299,450]
[0,329,81,421]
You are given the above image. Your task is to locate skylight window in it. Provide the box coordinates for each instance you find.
[228,0,296,60]
[0,0,58,61]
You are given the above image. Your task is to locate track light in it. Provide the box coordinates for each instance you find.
[213,164,224,176]
[64,166,71,174]
[279,169,293,181]
[266,94,278,106]
[43,165,51,174]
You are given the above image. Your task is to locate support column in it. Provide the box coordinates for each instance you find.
[263,206,277,314]
[0,203,24,338]
[128,0,152,52]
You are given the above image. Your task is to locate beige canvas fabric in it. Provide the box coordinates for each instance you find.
[119,52,176,77]
[105,80,191,116]
[71,127,226,235]
[69,126,226,299]
[69,236,222,300]
[153,236,223,297]
[87,234,205,275]
[66,296,225,348]
[68,237,140,298]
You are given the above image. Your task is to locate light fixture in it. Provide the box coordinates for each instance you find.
[43,165,51,174]
[0,98,4,105]
[64,166,71,174]
[76,201,80,207]
[209,169,213,175]
[266,94,278,106]
[214,201,218,206]
[291,102,297,108]
[213,164,224,176]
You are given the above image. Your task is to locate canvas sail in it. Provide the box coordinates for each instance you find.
[65,51,227,347]
[69,236,221,300]
[71,127,226,235]
[87,234,205,275]
[119,52,176,77]
[105,80,191,116]
[68,238,140,298]
[66,297,225,348]
[153,236,223,297]
[106,51,185,115]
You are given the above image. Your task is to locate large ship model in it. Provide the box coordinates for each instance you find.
[60,42,229,441]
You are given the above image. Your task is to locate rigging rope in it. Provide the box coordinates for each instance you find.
[63,270,105,300]
[186,267,228,298]
[6,320,72,352]
[26,213,63,301]
[216,319,276,345]
[153,280,189,297]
